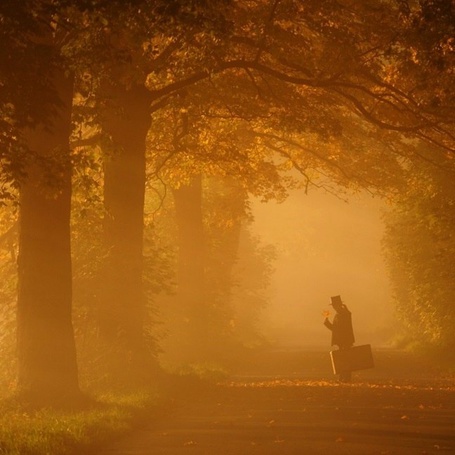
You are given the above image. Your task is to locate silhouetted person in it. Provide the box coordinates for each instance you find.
[324,295,355,382]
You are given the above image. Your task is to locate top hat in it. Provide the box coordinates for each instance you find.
[330,295,343,306]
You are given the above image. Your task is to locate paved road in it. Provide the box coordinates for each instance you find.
[97,349,455,454]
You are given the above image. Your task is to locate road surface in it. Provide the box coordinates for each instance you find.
[96,349,455,454]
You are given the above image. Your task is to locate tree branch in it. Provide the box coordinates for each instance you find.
[255,0,281,63]
[253,130,378,194]
[147,59,454,153]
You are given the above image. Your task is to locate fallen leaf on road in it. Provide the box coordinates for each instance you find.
[184,441,197,446]
[435,445,451,451]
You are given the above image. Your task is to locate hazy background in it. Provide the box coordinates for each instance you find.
[251,189,396,349]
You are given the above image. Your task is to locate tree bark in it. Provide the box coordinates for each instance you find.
[204,177,246,351]
[172,175,209,359]
[16,70,79,403]
[99,83,153,377]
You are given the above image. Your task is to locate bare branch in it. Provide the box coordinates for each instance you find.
[253,131,378,194]
[146,175,168,218]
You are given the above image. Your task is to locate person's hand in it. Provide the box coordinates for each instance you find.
[322,310,331,318]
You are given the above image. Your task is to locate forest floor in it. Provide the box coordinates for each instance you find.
[94,348,455,455]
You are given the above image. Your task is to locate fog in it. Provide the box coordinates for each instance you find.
[252,189,396,349]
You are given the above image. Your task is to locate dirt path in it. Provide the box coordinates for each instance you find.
[97,350,455,455]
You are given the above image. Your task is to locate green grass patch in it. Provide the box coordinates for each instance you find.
[0,389,159,455]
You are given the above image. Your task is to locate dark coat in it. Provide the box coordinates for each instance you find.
[324,305,355,348]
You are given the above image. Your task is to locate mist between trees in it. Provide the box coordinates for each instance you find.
[0,0,454,405]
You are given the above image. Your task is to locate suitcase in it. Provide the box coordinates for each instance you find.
[330,344,374,374]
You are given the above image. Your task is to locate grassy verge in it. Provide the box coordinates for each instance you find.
[0,359,223,455]
[0,389,160,455]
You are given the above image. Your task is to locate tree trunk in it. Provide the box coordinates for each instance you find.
[99,83,153,379]
[16,70,79,403]
[172,175,209,360]
[204,177,246,352]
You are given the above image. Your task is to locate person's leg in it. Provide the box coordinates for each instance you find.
[338,344,352,383]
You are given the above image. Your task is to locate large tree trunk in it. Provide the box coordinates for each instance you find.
[99,83,153,380]
[16,70,79,403]
[172,175,209,360]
